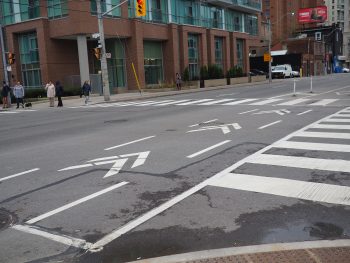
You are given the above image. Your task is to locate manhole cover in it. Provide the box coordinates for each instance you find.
[0,209,15,231]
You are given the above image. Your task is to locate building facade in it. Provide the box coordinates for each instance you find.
[263,0,325,46]
[0,0,263,93]
[324,0,350,65]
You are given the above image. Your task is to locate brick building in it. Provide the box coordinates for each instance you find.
[263,0,325,46]
[0,0,264,94]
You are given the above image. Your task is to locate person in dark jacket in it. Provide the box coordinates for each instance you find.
[81,80,91,105]
[1,81,11,109]
[55,81,64,107]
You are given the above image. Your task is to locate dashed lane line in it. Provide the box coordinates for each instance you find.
[0,168,40,182]
[104,135,156,151]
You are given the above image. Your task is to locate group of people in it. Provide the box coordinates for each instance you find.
[1,79,92,109]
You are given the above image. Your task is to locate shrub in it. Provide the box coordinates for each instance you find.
[200,65,209,80]
[226,66,243,78]
[183,67,190,82]
[207,64,224,79]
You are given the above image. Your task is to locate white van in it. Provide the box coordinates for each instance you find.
[272,64,293,78]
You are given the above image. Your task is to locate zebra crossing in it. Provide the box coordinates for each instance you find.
[207,107,350,206]
[0,109,36,115]
[69,97,344,109]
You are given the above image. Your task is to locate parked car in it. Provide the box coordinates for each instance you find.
[343,67,350,73]
[272,64,293,78]
[292,70,300,77]
[250,69,268,76]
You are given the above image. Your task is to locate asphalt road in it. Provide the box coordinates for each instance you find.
[0,74,350,263]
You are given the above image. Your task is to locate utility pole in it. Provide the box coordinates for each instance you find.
[0,23,9,84]
[268,18,272,83]
[96,0,110,101]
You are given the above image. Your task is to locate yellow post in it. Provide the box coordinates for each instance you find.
[131,62,142,93]
[300,68,303,78]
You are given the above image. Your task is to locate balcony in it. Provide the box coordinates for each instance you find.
[205,0,262,13]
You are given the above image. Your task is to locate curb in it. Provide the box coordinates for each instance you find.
[129,239,350,263]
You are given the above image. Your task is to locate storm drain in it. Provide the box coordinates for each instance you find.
[0,209,15,231]
[186,247,350,263]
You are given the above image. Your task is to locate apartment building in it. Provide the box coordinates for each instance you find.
[263,0,325,45]
[324,0,350,65]
[0,0,263,93]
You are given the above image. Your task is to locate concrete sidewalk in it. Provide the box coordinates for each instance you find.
[130,240,350,263]
[4,81,269,110]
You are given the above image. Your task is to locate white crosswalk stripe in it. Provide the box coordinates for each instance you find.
[222,98,259,105]
[198,99,236,105]
[176,99,214,105]
[205,107,350,206]
[249,98,284,105]
[308,99,338,106]
[277,98,310,106]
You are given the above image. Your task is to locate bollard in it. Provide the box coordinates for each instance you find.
[310,75,313,93]
[293,78,296,96]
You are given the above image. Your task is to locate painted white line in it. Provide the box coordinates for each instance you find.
[12,225,92,250]
[248,154,350,173]
[223,99,258,105]
[135,100,174,106]
[249,98,283,106]
[324,118,350,123]
[120,151,150,168]
[203,119,218,124]
[271,85,286,89]
[309,99,338,106]
[295,131,350,140]
[187,140,231,159]
[94,160,119,166]
[258,120,282,130]
[58,164,93,172]
[87,156,119,163]
[154,100,190,106]
[103,159,128,178]
[0,111,18,114]
[216,93,236,97]
[90,107,350,251]
[297,110,313,116]
[189,124,199,128]
[26,182,128,224]
[275,140,350,152]
[0,168,40,183]
[176,99,214,105]
[232,123,242,130]
[199,99,235,105]
[277,98,310,106]
[312,124,350,130]
[333,113,350,118]
[239,109,259,115]
[209,173,350,206]
[105,135,155,151]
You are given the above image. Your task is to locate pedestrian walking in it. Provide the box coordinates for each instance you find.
[176,73,182,90]
[55,81,64,107]
[1,81,10,109]
[82,80,91,105]
[45,81,55,107]
[13,81,24,109]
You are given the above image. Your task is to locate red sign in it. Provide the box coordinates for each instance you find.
[298,6,327,24]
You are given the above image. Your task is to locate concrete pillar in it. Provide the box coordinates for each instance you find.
[164,24,180,83]
[77,35,90,86]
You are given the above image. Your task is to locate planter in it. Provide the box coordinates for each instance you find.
[204,78,227,88]
[251,75,267,83]
[229,77,249,85]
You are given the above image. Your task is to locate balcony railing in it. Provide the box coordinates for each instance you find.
[206,0,262,13]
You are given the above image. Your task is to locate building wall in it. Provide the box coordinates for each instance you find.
[0,0,263,91]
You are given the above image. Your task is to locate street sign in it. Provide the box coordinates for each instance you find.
[6,65,12,72]
[105,53,111,59]
[92,33,100,39]
[264,53,271,62]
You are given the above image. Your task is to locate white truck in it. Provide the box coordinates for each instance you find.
[272,64,293,78]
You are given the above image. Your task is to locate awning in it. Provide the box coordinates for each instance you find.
[271,50,288,56]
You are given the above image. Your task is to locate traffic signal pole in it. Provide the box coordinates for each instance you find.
[0,23,9,84]
[96,0,129,102]
[96,0,110,102]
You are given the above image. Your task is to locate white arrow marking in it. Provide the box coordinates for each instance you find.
[103,159,128,178]
[58,164,93,172]
[187,123,241,134]
[120,151,150,168]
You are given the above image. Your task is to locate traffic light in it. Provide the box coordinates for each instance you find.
[93,47,101,60]
[7,52,15,65]
[136,0,146,17]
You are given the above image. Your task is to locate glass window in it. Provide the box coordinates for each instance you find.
[47,0,68,19]
[245,14,258,35]
[0,0,40,25]
[19,32,42,89]
[144,41,164,85]
[215,37,223,69]
[91,0,121,17]
[236,39,244,69]
[105,39,126,90]
[188,34,199,80]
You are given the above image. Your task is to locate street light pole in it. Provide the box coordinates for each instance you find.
[268,18,272,83]
[96,0,110,101]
